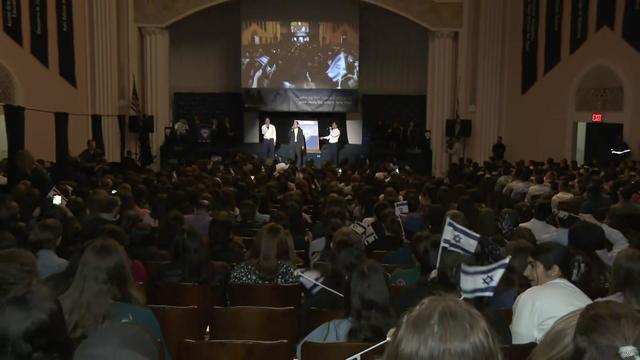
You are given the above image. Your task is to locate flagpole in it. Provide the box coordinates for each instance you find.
[299,272,344,298]
[345,339,390,360]
[435,217,449,268]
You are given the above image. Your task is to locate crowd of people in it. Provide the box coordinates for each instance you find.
[0,145,640,359]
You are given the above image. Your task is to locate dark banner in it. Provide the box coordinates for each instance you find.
[56,0,76,87]
[2,0,23,45]
[570,0,589,54]
[623,0,640,52]
[29,0,48,67]
[54,112,69,170]
[244,89,358,112]
[521,0,539,94]
[117,115,126,160]
[91,114,105,152]
[597,0,616,30]
[3,104,25,187]
[544,0,563,74]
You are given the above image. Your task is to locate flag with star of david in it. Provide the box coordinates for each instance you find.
[460,257,511,298]
[441,218,480,256]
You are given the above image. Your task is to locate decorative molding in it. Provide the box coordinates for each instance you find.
[133,0,462,30]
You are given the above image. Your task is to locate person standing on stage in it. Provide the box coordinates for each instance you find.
[322,122,341,165]
[261,117,277,160]
[288,121,306,167]
[492,136,506,161]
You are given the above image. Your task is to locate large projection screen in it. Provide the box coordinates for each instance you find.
[240,0,359,113]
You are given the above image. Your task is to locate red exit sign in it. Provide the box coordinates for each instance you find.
[592,113,603,122]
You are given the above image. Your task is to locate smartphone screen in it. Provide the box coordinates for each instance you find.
[52,195,62,206]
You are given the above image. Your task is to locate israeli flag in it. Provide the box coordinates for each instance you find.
[326,52,347,82]
[460,257,511,298]
[441,218,480,256]
[351,221,378,245]
[296,268,325,294]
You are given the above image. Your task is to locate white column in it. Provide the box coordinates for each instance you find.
[471,0,507,162]
[88,0,120,161]
[141,27,170,168]
[427,31,457,177]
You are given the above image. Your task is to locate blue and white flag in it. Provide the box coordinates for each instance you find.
[326,52,347,82]
[351,221,378,245]
[460,257,511,298]
[295,268,344,297]
[441,218,480,256]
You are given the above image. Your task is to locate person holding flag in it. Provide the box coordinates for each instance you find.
[436,217,480,267]
[326,49,347,89]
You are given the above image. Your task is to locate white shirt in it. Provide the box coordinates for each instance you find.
[323,128,340,143]
[261,124,277,143]
[551,192,574,211]
[537,228,569,246]
[519,219,557,242]
[525,184,551,204]
[294,128,299,142]
[511,278,591,344]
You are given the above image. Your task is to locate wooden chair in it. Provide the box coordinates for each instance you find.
[149,283,225,308]
[210,306,297,346]
[143,261,171,281]
[178,340,291,360]
[301,341,387,360]
[501,342,537,360]
[149,305,203,360]
[304,308,345,334]
[369,251,388,263]
[227,284,302,307]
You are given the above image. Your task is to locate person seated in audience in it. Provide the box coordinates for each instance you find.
[538,200,581,246]
[519,201,556,242]
[0,285,73,359]
[503,167,533,202]
[78,139,106,168]
[13,150,52,195]
[80,190,121,241]
[159,226,221,284]
[297,260,395,359]
[528,309,582,360]
[551,179,574,212]
[571,301,640,359]
[0,249,38,300]
[59,238,168,355]
[184,198,212,242]
[384,295,502,360]
[567,221,610,299]
[600,247,640,309]
[511,242,591,344]
[28,218,68,278]
[386,231,430,277]
[74,322,159,360]
[388,231,435,287]
[209,211,243,263]
[525,174,551,205]
[229,223,300,285]
[305,226,366,311]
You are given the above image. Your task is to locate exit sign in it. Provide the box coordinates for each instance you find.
[592,113,603,122]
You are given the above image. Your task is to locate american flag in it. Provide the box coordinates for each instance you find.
[130,77,142,116]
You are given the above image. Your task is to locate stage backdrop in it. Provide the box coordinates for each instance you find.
[172,92,244,143]
[361,95,426,144]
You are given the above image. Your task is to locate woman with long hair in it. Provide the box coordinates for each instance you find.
[159,226,218,284]
[297,260,395,359]
[384,296,502,360]
[59,239,167,353]
[604,247,640,309]
[229,223,300,285]
[510,242,591,344]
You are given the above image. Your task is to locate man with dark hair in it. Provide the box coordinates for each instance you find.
[525,174,551,204]
[288,120,306,167]
[29,219,67,278]
[492,136,506,161]
[78,139,105,166]
[519,201,557,242]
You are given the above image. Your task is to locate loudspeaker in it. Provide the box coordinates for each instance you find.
[459,119,472,137]
[143,115,154,133]
[128,115,141,133]
[445,119,456,137]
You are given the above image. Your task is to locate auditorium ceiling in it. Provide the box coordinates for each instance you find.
[133,0,463,30]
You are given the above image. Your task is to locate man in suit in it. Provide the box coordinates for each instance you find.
[288,121,306,167]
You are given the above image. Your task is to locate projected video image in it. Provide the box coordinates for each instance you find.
[241,20,359,90]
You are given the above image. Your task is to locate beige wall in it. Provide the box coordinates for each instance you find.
[501,0,640,162]
[0,0,90,161]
